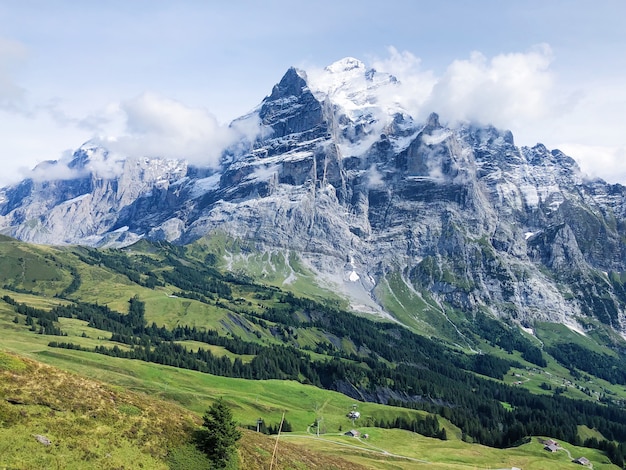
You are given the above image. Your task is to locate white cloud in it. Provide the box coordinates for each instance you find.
[1,42,624,189]
[428,45,555,125]
[25,145,126,182]
[370,47,436,119]
[96,92,261,168]
[307,46,573,159]
[557,143,626,185]
[1,92,263,186]
[0,37,28,111]
[366,164,385,189]
[27,156,84,182]
[365,46,626,185]
[249,164,280,183]
[370,45,563,130]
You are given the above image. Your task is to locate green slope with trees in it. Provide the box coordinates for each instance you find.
[1,234,626,468]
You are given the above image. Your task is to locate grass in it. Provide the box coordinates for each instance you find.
[0,350,30,372]
[282,429,618,469]
[0,241,72,295]
[0,288,72,310]
[578,425,606,442]
[175,340,255,363]
[0,297,427,431]
[6,339,618,469]
[535,321,616,355]
[188,233,348,307]
[238,429,370,470]
[71,262,150,312]
[0,319,620,469]
[57,317,113,339]
[0,351,199,470]
[0,237,624,468]
[374,271,470,345]
[483,336,625,405]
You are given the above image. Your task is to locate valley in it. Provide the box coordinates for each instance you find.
[1,234,626,468]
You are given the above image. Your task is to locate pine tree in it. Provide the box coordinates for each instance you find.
[198,397,242,469]
[281,418,293,432]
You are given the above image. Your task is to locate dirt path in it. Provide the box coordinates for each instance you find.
[555,445,593,469]
[290,431,429,464]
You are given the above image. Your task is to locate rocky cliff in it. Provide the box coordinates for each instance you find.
[2,58,626,334]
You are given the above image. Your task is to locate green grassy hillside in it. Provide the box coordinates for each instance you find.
[1,234,626,468]
[0,350,375,470]
[0,350,200,469]
[1,347,618,470]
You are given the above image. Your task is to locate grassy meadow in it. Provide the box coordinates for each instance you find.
[1,301,620,469]
[0,235,623,469]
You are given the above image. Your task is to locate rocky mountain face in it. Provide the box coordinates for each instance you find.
[2,58,626,335]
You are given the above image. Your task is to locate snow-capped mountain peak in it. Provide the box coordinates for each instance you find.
[308,56,398,106]
[296,57,407,158]
[326,57,364,72]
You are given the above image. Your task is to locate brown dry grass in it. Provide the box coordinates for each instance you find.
[1,350,376,469]
[238,429,372,470]
[0,350,199,467]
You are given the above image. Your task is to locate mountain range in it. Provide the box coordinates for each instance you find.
[2,57,626,337]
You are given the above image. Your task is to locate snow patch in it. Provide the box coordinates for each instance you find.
[248,164,280,183]
[422,129,451,146]
[564,322,587,336]
[348,271,360,282]
[390,130,421,153]
[60,194,90,205]
[548,198,563,211]
[231,150,313,170]
[305,57,405,159]
[519,184,539,207]
[325,57,365,73]
[282,271,297,285]
[189,174,221,198]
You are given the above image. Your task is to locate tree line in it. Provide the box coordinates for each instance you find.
[6,291,626,466]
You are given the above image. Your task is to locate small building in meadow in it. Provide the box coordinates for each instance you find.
[573,457,590,465]
[544,443,558,453]
[345,429,360,437]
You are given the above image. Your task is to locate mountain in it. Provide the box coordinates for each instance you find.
[2,57,626,336]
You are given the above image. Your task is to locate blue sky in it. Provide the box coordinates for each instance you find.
[0,0,625,185]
